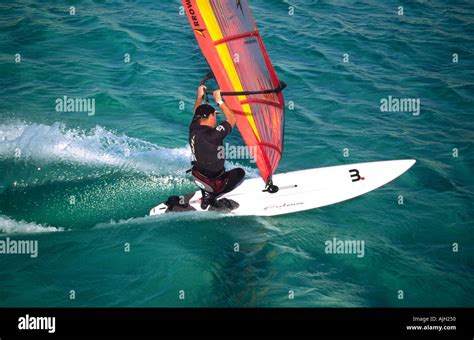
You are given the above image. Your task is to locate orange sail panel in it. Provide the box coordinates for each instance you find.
[183,0,285,183]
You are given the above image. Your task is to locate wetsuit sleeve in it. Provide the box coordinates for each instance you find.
[207,121,232,143]
[189,118,200,131]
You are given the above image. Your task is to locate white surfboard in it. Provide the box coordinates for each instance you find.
[149,159,416,217]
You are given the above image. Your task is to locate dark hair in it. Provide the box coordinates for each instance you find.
[194,104,216,119]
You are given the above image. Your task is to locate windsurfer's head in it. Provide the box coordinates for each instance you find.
[194,104,219,127]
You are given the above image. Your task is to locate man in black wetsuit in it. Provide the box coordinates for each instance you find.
[189,85,245,209]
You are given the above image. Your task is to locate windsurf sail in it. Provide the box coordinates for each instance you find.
[182,0,286,186]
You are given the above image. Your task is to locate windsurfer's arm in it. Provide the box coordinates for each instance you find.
[194,85,206,113]
[213,90,236,128]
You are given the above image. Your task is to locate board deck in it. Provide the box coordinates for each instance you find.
[149,160,416,217]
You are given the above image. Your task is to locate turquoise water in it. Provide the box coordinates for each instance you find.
[1,0,473,307]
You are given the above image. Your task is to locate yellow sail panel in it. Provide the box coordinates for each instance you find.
[183,0,285,182]
[199,1,261,141]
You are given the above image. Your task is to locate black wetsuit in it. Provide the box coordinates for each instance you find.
[189,119,245,196]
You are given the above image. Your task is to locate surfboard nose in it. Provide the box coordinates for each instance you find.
[401,159,416,172]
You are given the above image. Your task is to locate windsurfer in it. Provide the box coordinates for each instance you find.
[188,85,245,209]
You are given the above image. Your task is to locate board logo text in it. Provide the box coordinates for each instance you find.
[349,169,365,182]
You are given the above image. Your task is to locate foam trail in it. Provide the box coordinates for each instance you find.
[0,121,191,174]
[0,215,64,235]
[0,121,260,178]
[94,210,227,230]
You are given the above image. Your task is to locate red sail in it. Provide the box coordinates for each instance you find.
[182,0,285,183]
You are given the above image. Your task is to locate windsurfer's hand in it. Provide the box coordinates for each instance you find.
[197,85,207,98]
[213,90,222,103]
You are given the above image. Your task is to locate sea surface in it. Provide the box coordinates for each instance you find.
[0,0,473,307]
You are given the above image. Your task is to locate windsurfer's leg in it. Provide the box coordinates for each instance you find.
[200,189,216,210]
[217,168,245,196]
[199,168,244,209]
